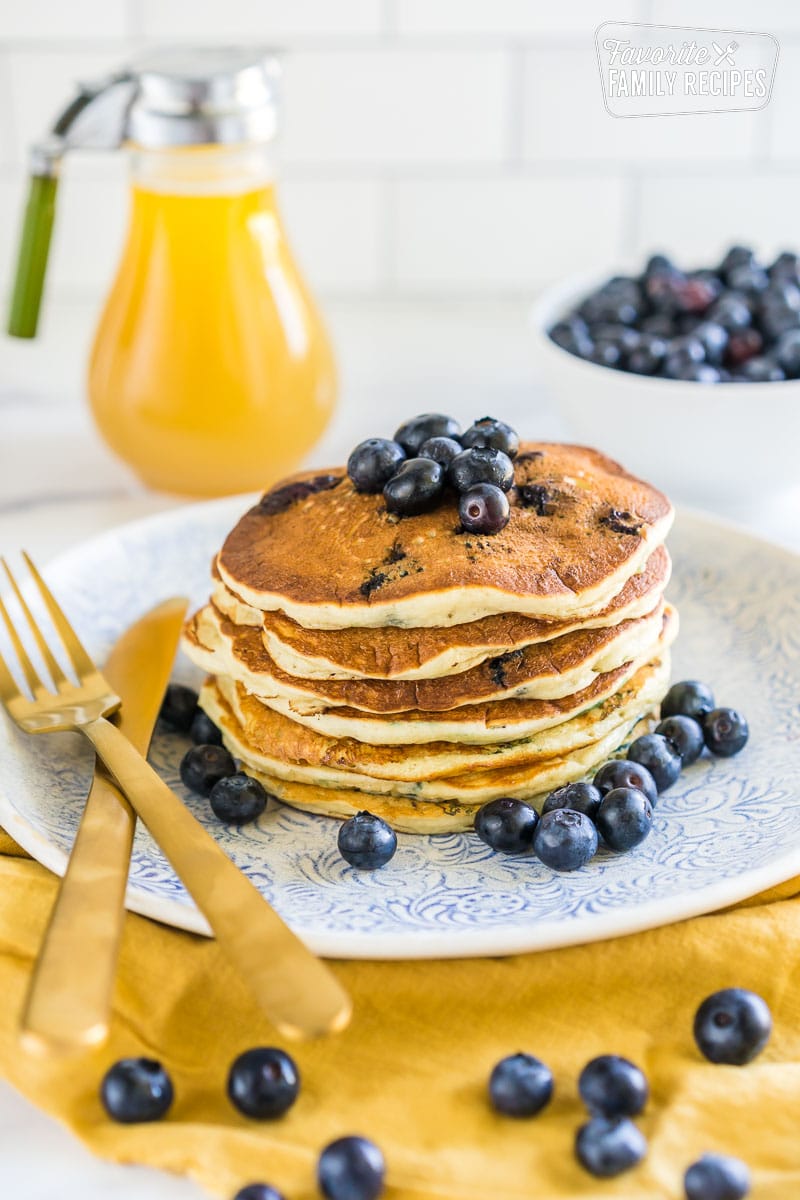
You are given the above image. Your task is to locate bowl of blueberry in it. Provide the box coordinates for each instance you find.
[530,246,800,507]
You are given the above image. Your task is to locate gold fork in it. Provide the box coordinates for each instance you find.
[0,553,352,1042]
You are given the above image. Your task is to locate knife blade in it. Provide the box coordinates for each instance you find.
[20,596,188,1056]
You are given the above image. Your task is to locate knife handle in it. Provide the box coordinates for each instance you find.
[20,774,135,1055]
[82,716,352,1040]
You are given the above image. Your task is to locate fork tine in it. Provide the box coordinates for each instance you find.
[1,558,68,689]
[21,552,96,679]
[0,590,44,697]
[0,645,22,707]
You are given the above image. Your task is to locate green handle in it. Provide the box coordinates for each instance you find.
[7,173,58,339]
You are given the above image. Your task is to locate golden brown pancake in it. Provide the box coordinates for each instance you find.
[203,683,656,825]
[216,443,674,629]
[184,601,668,713]
[204,654,668,784]
[213,546,671,681]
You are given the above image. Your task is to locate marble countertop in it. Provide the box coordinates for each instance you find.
[1,298,799,1198]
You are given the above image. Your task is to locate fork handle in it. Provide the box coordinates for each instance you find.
[83,717,352,1039]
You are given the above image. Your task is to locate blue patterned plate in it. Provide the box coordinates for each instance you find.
[0,500,798,959]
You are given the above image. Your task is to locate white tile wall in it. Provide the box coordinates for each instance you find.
[390,176,628,291]
[0,0,796,303]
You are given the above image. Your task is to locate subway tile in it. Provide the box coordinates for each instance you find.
[390,175,627,291]
[766,42,800,160]
[137,0,383,40]
[280,49,509,165]
[7,50,128,164]
[523,46,759,163]
[636,172,800,265]
[281,177,383,292]
[0,0,128,40]
[649,2,800,33]
[395,0,637,37]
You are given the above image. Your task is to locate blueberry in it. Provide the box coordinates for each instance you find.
[101,1058,174,1124]
[180,744,237,796]
[383,457,444,517]
[347,439,406,493]
[227,1048,300,1119]
[578,1055,648,1118]
[693,988,772,1065]
[661,680,715,722]
[671,363,721,383]
[774,328,800,377]
[765,278,800,311]
[693,320,729,365]
[594,759,658,807]
[549,317,593,357]
[639,313,675,338]
[758,301,800,341]
[736,356,785,382]
[590,323,641,354]
[709,293,752,332]
[460,417,520,459]
[645,253,674,275]
[769,250,800,281]
[684,1153,751,1200]
[627,733,682,792]
[394,413,461,456]
[449,447,515,493]
[703,708,749,757]
[474,797,538,854]
[580,292,639,326]
[209,772,269,824]
[542,781,602,821]
[533,808,598,871]
[575,1116,647,1178]
[190,709,223,746]
[489,1053,553,1117]
[595,787,653,852]
[627,340,667,375]
[719,245,756,278]
[727,264,769,295]
[418,436,463,468]
[338,811,397,870]
[644,269,685,316]
[673,277,719,314]
[234,1186,285,1200]
[159,683,198,733]
[317,1136,386,1200]
[588,340,622,368]
[725,328,763,367]
[655,715,705,766]
[663,335,705,373]
[458,484,511,535]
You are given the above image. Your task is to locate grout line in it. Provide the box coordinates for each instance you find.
[506,44,526,169]
[380,176,396,294]
[620,174,643,260]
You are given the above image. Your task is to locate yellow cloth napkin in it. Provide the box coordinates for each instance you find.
[1,824,799,1200]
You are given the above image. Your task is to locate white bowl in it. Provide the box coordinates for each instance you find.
[529,272,800,508]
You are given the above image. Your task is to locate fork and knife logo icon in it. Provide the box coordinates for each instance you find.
[712,39,738,66]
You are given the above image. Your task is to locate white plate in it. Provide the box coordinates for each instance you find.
[0,500,798,959]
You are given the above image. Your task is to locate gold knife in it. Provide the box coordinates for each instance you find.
[20,597,189,1055]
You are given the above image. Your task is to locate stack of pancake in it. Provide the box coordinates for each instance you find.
[183,443,677,833]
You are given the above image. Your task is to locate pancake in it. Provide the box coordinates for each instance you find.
[204,654,668,785]
[203,680,657,808]
[213,545,671,681]
[183,601,669,714]
[216,443,674,629]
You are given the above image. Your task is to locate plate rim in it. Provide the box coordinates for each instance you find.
[1,498,799,960]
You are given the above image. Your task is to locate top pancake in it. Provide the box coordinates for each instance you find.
[216,443,674,629]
